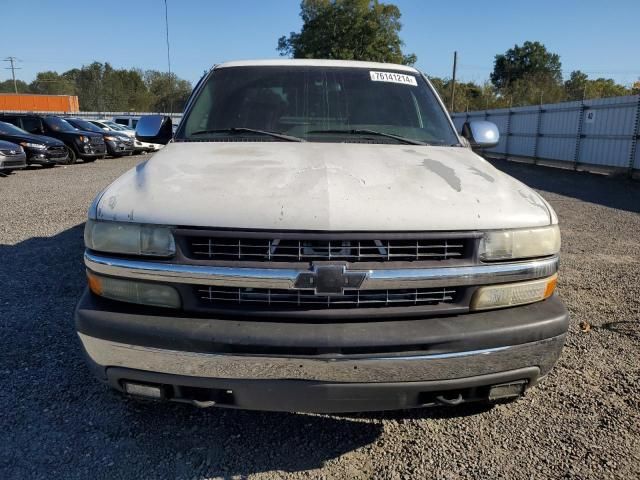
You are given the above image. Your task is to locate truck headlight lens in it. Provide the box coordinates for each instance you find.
[79,135,90,143]
[87,271,180,309]
[84,219,175,257]
[479,225,560,261]
[470,274,557,311]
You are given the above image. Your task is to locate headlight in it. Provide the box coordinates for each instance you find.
[87,271,180,309]
[78,135,90,143]
[104,135,117,141]
[470,274,557,310]
[84,219,176,257]
[20,142,47,150]
[479,225,560,261]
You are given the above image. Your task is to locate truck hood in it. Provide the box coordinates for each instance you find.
[95,142,552,231]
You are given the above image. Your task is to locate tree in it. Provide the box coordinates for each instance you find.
[278,0,416,65]
[508,72,566,106]
[430,77,491,112]
[633,80,640,95]
[0,79,31,94]
[491,41,562,91]
[586,78,629,99]
[565,70,630,101]
[144,71,192,112]
[29,71,75,95]
[564,70,589,101]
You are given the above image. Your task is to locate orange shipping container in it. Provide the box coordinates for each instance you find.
[0,94,79,112]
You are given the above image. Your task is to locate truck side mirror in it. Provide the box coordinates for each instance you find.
[135,115,172,145]
[461,121,499,149]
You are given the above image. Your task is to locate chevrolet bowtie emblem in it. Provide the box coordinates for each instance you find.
[294,265,367,295]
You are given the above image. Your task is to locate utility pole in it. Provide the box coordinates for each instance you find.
[450,51,457,112]
[3,57,21,93]
[164,0,173,113]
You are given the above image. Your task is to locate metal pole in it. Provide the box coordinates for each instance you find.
[627,94,640,178]
[505,108,512,160]
[574,100,586,171]
[450,51,457,112]
[3,57,21,93]
[164,0,173,113]
[533,105,543,165]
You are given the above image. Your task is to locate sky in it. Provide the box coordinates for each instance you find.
[2,0,638,87]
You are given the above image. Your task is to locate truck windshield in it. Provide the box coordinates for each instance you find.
[178,66,459,145]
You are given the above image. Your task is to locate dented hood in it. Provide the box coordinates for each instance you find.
[95,142,552,231]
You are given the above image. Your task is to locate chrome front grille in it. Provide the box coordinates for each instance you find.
[195,286,457,309]
[90,137,104,145]
[186,237,469,262]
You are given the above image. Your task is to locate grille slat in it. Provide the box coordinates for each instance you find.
[186,237,469,263]
[196,286,457,309]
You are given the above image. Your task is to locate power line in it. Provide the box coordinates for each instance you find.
[3,56,22,93]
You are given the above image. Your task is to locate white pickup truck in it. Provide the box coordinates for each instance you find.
[75,59,567,412]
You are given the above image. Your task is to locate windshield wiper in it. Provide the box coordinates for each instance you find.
[190,127,304,142]
[307,128,427,146]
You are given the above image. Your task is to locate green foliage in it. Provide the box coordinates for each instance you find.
[278,0,416,65]
[427,41,629,110]
[565,70,631,101]
[0,79,31,94]
[29,71,76,95]
[430,77,501,111]
[1,62,191,112]
[491,41,562,91]
[564,70,589,101]
[144,70,193,112]
[507,72,567,106]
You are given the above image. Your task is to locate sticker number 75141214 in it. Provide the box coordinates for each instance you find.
[369,71,417,86]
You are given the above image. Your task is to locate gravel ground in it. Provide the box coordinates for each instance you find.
[1,156,639,479]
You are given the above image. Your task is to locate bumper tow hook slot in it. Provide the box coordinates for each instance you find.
[435,393,464,406]
[191,400,217,408]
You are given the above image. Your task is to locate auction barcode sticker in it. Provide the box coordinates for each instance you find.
[369,71,417,86]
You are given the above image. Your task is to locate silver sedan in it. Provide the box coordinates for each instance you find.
[0,140,27,173]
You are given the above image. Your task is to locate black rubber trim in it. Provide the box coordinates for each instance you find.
[75,290,569,356]
[105,366,541,413]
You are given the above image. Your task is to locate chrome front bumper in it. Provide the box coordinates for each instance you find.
[78,332,566,384]
[84,251,559,290]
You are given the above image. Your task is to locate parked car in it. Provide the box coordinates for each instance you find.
[76,59,568,413]
[112,115,140,129]
[89,120,160,153]
[63,118,133,157]
[0,140,27,173]
[0,114,105,164]
[0,121,68,167]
